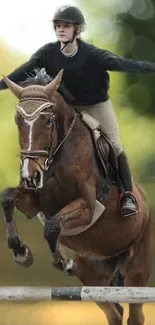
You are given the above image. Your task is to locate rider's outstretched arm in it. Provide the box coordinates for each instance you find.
[93,47,155,73]
[0,44,48,90]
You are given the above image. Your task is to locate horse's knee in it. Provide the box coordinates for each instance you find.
[44,216,61,237]
[44,222,53,240]
[1,187,17,209]
[44,219,60,250]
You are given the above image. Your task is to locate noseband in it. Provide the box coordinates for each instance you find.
[16,97,76,171]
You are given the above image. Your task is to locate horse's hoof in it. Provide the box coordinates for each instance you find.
[13,245,33,267]
[64,259,77,276]
[7,235,24,252]
[52,261,64,271]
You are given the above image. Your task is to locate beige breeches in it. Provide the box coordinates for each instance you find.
[74,99,123,156]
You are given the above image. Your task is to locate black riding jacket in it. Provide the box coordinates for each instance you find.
[1,39,155,105]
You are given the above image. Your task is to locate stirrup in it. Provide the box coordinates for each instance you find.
[119,191,140,217]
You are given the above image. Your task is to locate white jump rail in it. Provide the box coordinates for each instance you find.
[0,286,154,303]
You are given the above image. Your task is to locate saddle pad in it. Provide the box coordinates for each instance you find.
[61,200,105,236]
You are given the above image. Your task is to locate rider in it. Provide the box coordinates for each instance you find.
[1,5,155,217]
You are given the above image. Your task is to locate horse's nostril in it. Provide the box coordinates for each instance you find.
[22,177,31,188]
[33,171,41,187]
[22,172,41,188]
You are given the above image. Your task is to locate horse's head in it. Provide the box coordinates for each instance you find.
[4,69,73,189]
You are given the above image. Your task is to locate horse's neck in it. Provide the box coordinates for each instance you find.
[56,114,94,167]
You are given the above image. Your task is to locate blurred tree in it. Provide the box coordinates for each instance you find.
[117,0,155,116]
[0,43,27,189]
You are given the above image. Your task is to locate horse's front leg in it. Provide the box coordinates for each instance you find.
[0,187,38,267]
[44,216,77,275]
[44,197,94,275]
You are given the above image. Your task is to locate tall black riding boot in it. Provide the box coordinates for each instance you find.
[117,151,139,217]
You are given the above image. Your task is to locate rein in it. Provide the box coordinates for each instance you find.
[45,113,76,170]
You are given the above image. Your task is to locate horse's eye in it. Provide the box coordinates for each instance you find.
[47,118,52,125]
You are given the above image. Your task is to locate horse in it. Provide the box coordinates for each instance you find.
[0,69,153,325]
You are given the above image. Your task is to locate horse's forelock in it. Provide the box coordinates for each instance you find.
[20,68,53,87]
[19,68,74,104]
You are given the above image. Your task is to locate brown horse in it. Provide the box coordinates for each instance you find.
[0,69,153,325]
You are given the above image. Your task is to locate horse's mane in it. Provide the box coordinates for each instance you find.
[20,68,75,104]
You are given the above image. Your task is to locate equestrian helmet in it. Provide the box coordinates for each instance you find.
[52,5,85,25]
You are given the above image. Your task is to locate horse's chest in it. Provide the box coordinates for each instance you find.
[39,181,73,218]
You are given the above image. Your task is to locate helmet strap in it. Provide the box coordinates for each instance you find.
[61,35,76,51]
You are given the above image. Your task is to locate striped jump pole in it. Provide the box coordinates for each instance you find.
[0,286,155,303]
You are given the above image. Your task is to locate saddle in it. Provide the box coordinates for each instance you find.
[80,111,120,200]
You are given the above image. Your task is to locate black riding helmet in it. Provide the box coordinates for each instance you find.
[52,5,85,25]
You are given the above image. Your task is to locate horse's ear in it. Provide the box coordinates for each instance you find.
[44,69,64,96]
[3,75,23,99]
[54,69,64,89]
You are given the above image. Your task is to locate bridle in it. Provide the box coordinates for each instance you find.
[16,97,76,171]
